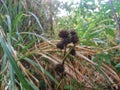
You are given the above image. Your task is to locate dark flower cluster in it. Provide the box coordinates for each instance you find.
[55,29,79,77]
[58,30,69,38]
[56,29,79,51]
[56,41,64,49]
[71,35,79,44]
[70,30,79,44]
[70,30,77,35]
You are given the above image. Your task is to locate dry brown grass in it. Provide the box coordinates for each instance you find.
[18,40,120,89]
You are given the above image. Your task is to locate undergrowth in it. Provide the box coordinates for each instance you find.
[0,0,120,90]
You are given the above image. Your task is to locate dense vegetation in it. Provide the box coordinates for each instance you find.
[0,0,120,90]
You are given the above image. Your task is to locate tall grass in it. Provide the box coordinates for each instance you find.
[0,0,120,89]
[0,0,57,89]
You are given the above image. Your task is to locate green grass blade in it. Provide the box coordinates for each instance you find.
[0,34,31,90]
[26,80,39,90]
[28,11,44,33]
[9,63,15,90]
[5,15,12,32]
[24,57,58,84]
[12,12,24,31]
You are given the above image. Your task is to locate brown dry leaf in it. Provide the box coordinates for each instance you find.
[23,40,120,89]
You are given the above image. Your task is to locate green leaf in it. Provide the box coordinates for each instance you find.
[0,34,31,90]
[115,63,120,68]
[24,57,58,84]
[9,63,15,90]
[27,80,39,90]
[104,55,111,65]
[28,12,44,33]
[5,15,11,32]
[12,12,24,31]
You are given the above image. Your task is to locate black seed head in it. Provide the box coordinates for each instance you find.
[71,35,79,44]
[70,48,76,56]
[62,37,71,46]
[55,64,64,73]
[56,41,64,49]
[70,30,77,36]
[58,30,69,38]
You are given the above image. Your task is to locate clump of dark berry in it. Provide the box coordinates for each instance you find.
[70,48,76,56]
[55,64,64,73]
[71,35,79,44]
[62,38,71,46]
[70,30,77,36]
[58,30,69,38]
[56,41,64,49]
